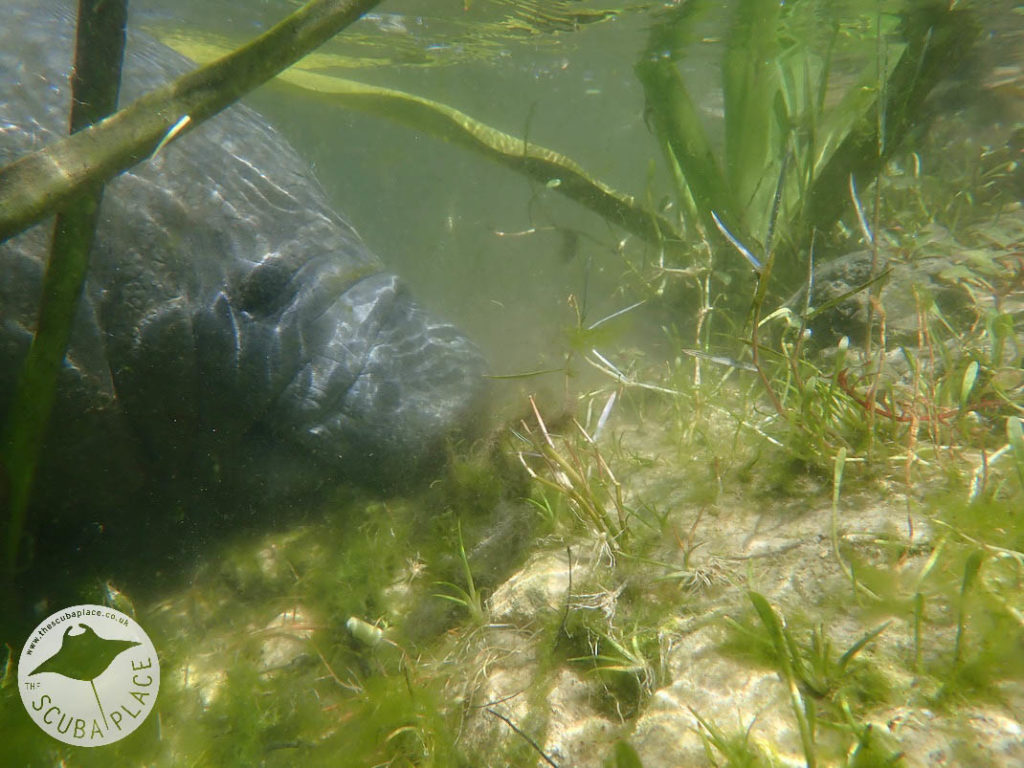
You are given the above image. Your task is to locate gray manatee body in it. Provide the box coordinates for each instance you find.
[0,1,485,562]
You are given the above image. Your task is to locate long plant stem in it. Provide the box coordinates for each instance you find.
[1,0,128,578]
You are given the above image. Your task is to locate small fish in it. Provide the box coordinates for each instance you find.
[680,348,757,372]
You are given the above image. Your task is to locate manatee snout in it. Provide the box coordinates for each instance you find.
[271,271,487,483]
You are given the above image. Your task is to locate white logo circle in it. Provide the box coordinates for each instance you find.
[18,604,160,747]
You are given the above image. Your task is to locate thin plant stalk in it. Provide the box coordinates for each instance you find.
[952,550,985,670]
[1,0,129,577]
[748,591,817,768]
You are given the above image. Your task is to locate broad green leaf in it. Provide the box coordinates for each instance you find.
[723,0,780,232]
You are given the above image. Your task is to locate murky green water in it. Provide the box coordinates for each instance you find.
[2,1,1023,765]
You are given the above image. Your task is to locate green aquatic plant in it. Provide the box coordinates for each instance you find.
[433,521,487,625]
[557,601,661,721]
[519,169,1020,759]
[690,708,779,768]
[636,0,977,285]
[744,591,819,766]
[516,395,630,545]
[570,621,664,708]
[950,550,984,673]
[1007,416,1024,493]
[823,487,1024,706]
[525,488,561,531]
[69,493,484,768]
[721,592,895,767]
[598,2,991,501]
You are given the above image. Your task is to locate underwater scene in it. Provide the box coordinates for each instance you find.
[1,0,1023,764]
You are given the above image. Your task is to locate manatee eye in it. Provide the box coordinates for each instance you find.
[236,257,293,317]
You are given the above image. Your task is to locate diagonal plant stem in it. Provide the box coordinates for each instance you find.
[0,0,383,244]
[259,70,682,246]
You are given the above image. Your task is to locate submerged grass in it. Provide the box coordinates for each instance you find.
[477,4,1021,757]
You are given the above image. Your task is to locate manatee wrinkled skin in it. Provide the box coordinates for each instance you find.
[0,1,486,556]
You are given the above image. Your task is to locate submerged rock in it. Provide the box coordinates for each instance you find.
[787,248,972,348]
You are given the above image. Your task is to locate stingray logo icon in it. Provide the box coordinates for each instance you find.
[18,604,160,746]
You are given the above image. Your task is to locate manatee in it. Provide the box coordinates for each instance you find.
[0,1,486,569]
